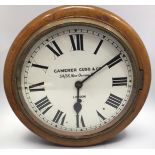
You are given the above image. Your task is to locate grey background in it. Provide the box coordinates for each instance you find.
[0,6,154,148]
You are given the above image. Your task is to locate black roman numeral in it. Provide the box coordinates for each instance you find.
[76,115,85,128]
[46,40,63,57]
[94,40,103,54]
[107,54,122,68]
[29,82,45,92]
[69,34,84,51]
[105,93,123,109]
[96,110,106,121]
[53,110,66,125]
[112,77,127,86]
[32,64,48,70]
[34,96,52,114]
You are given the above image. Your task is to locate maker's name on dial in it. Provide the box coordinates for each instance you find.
[54,67,100,73]
[54,67,100,79]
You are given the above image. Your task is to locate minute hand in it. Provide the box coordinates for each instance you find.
[81,54,121,84]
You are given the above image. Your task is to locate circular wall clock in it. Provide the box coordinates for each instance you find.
[4,6,151,146]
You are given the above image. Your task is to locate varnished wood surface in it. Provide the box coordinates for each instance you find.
[4,6,151,146]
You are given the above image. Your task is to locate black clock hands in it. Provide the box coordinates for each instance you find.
[74,82,83,127]
[74,53,121,89]
[73,54,121,116]
[81,54,121,84]
[74,81,83,114]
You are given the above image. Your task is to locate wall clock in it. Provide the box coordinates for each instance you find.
[4,6,151,146]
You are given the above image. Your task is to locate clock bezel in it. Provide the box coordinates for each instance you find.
[13,20,138,137]
[4,6,151,146]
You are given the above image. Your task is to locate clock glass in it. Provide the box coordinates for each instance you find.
[15,22,138,137]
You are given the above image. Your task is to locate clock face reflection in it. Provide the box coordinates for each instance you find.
[19,24,134,134]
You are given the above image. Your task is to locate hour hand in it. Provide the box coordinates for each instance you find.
[73,98,82,114]
[73,81,83,114]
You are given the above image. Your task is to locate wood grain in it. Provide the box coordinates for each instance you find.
[4,5,151,146]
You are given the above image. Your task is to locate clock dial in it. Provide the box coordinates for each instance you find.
[19,24,134,135]
[4,6,151,146]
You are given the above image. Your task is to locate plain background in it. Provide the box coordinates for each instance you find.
[0,5,155,148]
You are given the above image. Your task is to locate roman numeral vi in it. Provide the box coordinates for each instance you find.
[76,115,85,128]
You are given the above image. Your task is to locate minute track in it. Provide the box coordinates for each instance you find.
[4,5,150,147]
[21,25,133,133]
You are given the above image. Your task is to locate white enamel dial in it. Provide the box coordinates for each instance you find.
[20,25,133,133]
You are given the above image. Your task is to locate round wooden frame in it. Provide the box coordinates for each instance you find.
[4,6,151,147]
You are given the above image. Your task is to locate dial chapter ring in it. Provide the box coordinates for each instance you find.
[4,6,151,146]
